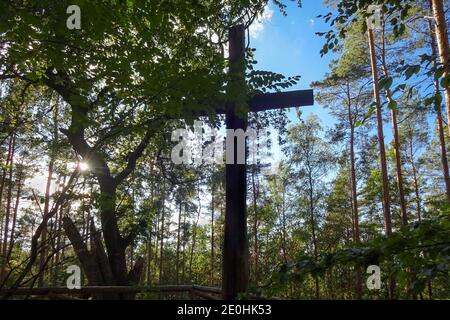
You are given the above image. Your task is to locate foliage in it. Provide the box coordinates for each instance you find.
[273,212,450,298]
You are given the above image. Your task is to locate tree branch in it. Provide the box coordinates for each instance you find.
[62,216,103,286]
[114,130,152,185]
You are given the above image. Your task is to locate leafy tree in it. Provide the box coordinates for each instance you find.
[286,114,336,298]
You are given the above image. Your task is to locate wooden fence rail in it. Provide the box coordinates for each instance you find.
[0,285,281,300]
[0,285,222,299]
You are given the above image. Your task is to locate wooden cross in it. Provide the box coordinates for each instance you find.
[215,25,314,299]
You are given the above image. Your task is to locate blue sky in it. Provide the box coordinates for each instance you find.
[250,0,337,127]
[248,0,428,148]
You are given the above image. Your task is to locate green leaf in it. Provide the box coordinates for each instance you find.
[388,100,398,110]
[405,65,420,80]
[424,97,434,106]
[379,77,393,90]
[441,76,450,89]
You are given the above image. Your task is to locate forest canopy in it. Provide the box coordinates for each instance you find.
[0,0,449,301]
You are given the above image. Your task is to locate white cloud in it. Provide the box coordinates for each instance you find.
[249,5,274,39]
[308,19,315,26]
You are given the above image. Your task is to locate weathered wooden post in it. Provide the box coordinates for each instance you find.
[222,24,249,300]
[221,24,314,299]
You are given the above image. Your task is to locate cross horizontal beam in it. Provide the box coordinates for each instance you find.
[213,89,314,114]
[248,89,314,112]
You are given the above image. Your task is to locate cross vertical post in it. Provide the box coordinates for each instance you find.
[222,24,249,300]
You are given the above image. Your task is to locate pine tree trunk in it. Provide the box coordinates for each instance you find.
[146,233,152,286]
[39,102,61,287]
[281,184,288,265]
[38,151,54,287]
[367,28,393,235]
[147,165,154,286]
[158,192,165,285]
[0,134,14,266]
[189,183,202,281]
[368,26,395,299]
[408,146,422,222]
[346,82,360,243]
[6,166,22,263]
[427,281,433,300]
[154,213,159,279]
[380,23,408,225]
[431,0,450,136]
[176,201,182,285]
[53,172,67,285]
[436,104,450,203]
[251,164,259,286]
[390,107,408,225]
[346,81,362,299]
[308,169,319,299]
[428,14,450,203]
[0,134,16,282]
[210,178,215,286]
[181,208,187,284]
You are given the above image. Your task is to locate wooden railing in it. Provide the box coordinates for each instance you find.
[0,285,282,300]
[0,285,223,300]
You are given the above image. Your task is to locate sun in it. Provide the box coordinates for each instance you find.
[78,162,89,171]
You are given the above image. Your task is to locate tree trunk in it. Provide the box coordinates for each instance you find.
[346,82,360,243]
[346,81,362,299]
[380,22,408,225]
[62,217,103,286]
[0,135,14,259]
[146,232,152,286]
[189,182,202,281]
[45,75,151,296]
[176,201,182,285]
[409,147,422,223]
[158,191,165,285]
[38,153,54,287]
[308,168,319,299]
[218,204,224,288]
[367,27,392,235]
[368,26,395,299]
[0,134,15,282]
[147,169,155,286]
[251,163,259,286]
[53,172,67,285]
[280,184,288,265]
[3,169,80,299]
[210,177,215,286]
[98,182,128,288]
[427,281,433,300]
[39,101,61,287]
[428,13,450,203]
[181,207,187,284]
[6,166,22,263]
[89,219,115,286]
[431,0,450,136]
[390,107,408,225]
